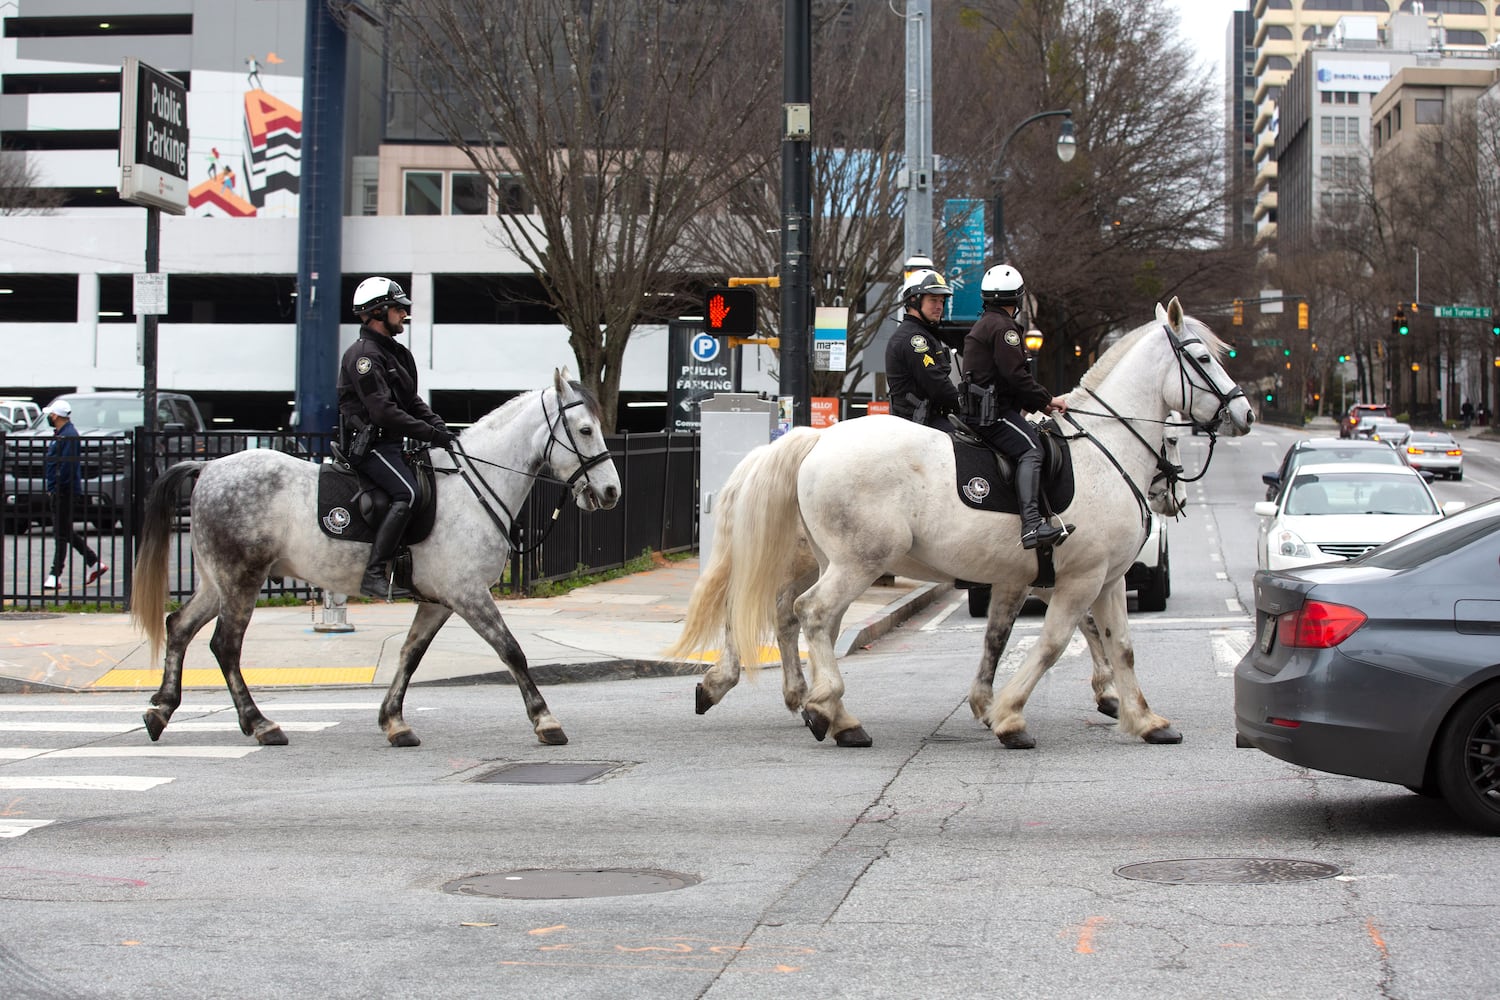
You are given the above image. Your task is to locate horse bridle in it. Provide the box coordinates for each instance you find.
[1063,322,1244,530]
[443,390,614,553]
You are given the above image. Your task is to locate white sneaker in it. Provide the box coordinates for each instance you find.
[42,574,59,590]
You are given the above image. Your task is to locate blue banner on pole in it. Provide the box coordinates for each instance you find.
[942,198,986,322]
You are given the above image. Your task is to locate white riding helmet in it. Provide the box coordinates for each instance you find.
[981,264,1025,307]
[352,276,412,318]
[899,268,953,309]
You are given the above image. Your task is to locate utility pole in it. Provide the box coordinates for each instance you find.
[779,0,812,426]
[902,0,932,265]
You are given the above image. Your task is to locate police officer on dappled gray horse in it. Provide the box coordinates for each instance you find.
[337,277,456,599]
[885,268,963,431]
[961,264,1070,550]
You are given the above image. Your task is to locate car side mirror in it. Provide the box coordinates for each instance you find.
[1417,469,1434,482]
[1261,472,1280,487]
[1253,501,1277,518]
[1441,501,1466,516]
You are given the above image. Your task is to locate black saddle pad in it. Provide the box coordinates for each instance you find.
[316,461,438,545]
[949,421,1075,515]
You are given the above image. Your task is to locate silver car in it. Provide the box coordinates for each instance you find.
[1402,430,1464,480]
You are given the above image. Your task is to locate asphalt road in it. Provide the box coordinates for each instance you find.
[1,424,1497,1000]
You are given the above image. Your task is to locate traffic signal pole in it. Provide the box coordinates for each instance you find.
[779,0,812,426]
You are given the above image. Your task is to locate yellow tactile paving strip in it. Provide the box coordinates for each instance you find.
[93,667,378,688]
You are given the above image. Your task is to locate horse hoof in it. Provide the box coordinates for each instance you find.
[834,726,873,748]
[255,726,289,747]
[1143,725,1183,744]
[695,683,714,716]
[998,730,1037,750]
[142,710,167,742]
[800,708,830,742]
[1096,696,1120,719]
[388,729,421,748]
[537,728,569,746]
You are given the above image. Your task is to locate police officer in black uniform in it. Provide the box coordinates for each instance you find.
[961,264,1069,550]
[338,277,456,598]
[884,268,963,430]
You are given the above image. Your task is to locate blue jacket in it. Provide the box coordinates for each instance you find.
[44,421,85,493]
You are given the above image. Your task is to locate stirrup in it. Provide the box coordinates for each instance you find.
[360,564,411,601]
[1021,521,1069,550]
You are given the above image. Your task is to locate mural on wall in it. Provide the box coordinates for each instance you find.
[188,56,302,217]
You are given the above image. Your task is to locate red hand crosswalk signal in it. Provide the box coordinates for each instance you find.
[703,287,756,336]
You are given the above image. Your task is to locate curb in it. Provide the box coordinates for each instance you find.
[836,582,951,658]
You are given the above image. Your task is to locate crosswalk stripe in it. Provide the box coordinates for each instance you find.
[0,776,173,791]
[0,702,381,714]
[0,819,54,838]
[0,746,261,760]
[0,720,337,734]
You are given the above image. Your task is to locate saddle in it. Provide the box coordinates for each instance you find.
[946,416,1076,517]
[316,449,439,548]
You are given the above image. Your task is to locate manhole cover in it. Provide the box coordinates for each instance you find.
[1115,857,1342,885]
[443,868,700,899]
[469,761,623,784]
[0,613,65,621]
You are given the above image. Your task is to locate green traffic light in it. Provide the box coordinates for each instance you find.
[1399,323,1409,335]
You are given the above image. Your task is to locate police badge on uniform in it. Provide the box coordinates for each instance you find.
[1004,331,1022,347]
[356,357,373,374]
[909,335,930,353]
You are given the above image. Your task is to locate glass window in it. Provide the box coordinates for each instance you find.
[495,176,532,215]
[403,170,442,215]
[450,172,487,215]
[1415,98,1444,124]
[1321,117,1333,143]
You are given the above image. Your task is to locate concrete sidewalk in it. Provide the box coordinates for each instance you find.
[0,559,948,694]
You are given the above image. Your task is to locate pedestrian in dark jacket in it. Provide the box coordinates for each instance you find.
[41,400,106,590]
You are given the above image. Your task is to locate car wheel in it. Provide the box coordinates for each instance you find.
[2,516,33,534]
[1434,683,1500,835]
[968,584,991,618]
[1454,471,1463,481]
[1137,555,1168,612]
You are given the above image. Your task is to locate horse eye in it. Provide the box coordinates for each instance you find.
[579,425,594,436]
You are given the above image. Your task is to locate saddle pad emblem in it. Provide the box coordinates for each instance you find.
[322,506,352,535]
[962,476,991,504]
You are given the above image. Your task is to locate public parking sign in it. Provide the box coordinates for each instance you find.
[119,57,189,215]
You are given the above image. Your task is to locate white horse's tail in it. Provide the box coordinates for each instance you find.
[664,440,766,659]
[723,427,821,670]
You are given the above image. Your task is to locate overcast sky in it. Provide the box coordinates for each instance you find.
[1167,0,1244,78]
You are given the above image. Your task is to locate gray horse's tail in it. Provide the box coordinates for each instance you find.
[724,427,821,671]
[130,461,204,660]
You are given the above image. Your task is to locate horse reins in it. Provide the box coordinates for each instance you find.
[438,393,613,555]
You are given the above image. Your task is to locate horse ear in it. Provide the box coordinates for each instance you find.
[1165,297,1184,333]
[1155,302,1169,326]
[553,367,573,394]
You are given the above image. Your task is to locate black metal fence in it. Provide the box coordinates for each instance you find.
[1,429,700,611]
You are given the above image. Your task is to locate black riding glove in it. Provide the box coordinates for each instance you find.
[431,428,456,450]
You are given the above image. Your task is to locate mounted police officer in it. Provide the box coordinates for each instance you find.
[885,268,963,430]
[337,277,455,599]
[961,264,1070,550]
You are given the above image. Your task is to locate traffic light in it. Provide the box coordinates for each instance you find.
[1491,321,1499,336]
[1232,298,1243,326]
[1227,345,1237,358]
[1393,309,1408,336]
[1297,302,1309,330]
[1264,391,1276,405]
[703,286,756,335]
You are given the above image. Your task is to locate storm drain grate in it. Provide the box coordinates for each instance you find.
[468,761,624,784]
[443,868,700,899]
[1115,857,1342,885]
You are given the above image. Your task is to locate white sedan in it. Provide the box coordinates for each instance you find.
[1254,462,1464,571]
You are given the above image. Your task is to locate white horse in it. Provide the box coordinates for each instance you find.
[668,300,1252,748]
[131,369,621,748]
[671,428,1189,731]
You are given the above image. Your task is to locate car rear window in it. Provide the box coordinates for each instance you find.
[1287,472,1437,516]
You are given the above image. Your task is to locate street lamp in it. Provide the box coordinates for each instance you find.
[991,109,1075,263]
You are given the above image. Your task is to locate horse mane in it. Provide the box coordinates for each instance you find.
[1075,311,1227,397]
[463,379,603,437]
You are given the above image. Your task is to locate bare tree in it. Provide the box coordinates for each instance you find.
[388,0,781,429]
[0,149,63,215]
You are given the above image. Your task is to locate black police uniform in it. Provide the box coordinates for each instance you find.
[885,312,962,431]
[962,306,1066,548]
[337,324,452,597]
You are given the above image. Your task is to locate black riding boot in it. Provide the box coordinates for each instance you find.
[1016,452,1066,550]
[360,501,413,600]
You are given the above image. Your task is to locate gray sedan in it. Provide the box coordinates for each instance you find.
[1235,497,1500,834]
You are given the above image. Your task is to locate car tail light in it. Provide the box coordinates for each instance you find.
[1276,601,1367,648]
[1446,448,1463,456]
[1405,446,1421,455]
